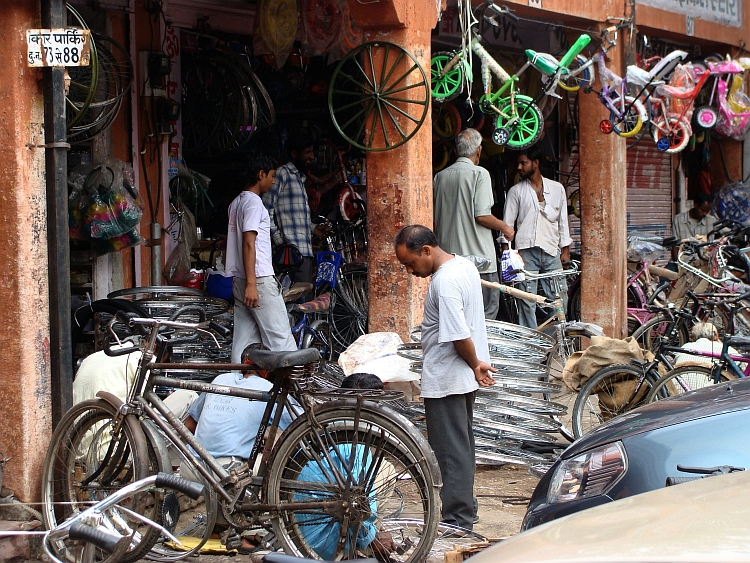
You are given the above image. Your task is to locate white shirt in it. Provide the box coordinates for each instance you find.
[500,178,572,256]
[420,256,489,399]
[226,191,274,279]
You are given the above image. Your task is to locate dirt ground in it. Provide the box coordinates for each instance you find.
[157,464,540,563]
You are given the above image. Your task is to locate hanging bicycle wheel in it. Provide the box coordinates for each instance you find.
[651,115,691,153]
[65,5,98,130]
[610,97,643,138]
[430,51,464,101]
[182,55,226,154]
[558,55,592,92]
[329,42,429,151]
[330,268,368,354]
[495,95,543,149]
[432,101,462,140]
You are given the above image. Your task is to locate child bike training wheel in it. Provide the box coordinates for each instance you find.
[652,116,690,153]
[694,105,718,130]
[599,120,614,134]
[558,55,592,92]
[328,42,429,152]
[494,95,543,149]
[492,127,510,146]
[610,101,643,138]
[430,51,465,101]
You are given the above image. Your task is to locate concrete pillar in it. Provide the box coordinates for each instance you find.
[0,0,52,500]
[348,0,439,339]
[578,38,627,338]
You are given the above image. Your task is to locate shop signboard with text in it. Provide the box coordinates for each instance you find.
[638,0,741,27]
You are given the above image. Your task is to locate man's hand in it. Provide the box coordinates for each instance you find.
[561,247,571,265]
[372,531,397,561]
[473,361,497,387]
[500,223,515,242]
[244,282,260,308]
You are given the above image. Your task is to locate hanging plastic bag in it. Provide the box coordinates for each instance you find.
[627,233,665,262]
[164,207,198,285]
[300,0,344,57]
[253,0,299,69]
[500,249,525,282]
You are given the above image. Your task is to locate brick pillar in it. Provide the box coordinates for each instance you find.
[578,42,628,338]
[348,0,438,339]
[0,0,53,500]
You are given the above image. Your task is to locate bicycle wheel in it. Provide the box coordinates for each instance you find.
[432,101,462,140]
[430,52,464,101]
[302,319,334,361]
[265,401,440,562]
[495,95,543,149]
[330,269,368,355]
[610,97,643,138]
[630,313,690,353]
[645,364,734,403]
[651,115,690,153]
[558,55,591,91]
[572,364,657,438]
[41,399,161,563]
[328,42,429,151]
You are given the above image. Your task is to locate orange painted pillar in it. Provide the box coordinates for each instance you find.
[348,0,440,338]
[0,0,53,500]
[578,38,628,338]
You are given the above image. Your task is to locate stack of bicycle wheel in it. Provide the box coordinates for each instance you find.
[397,320,567,473]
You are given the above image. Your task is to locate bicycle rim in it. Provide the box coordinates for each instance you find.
[646,364,733,403]
[265,403,439,562]
[430,52,464,101]
[41,399,161,563]
[611,98,643,138]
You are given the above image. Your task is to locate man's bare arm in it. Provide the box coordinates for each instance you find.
[476,215,514,241]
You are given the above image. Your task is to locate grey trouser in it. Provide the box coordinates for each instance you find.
[424,392,478,530]
[231,276,297,363]
[480,271,500,321]
[517,247,568,329]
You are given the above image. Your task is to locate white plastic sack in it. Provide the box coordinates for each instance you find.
[355,354,420,384]
[338,332,403,375]
[500,249,525,282]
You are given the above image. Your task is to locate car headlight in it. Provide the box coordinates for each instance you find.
[547,441,627,504]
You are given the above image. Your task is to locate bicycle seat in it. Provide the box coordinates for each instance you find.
[648,50,688,80]
[626,65,665,87]
[525,49,560,75]
[708,60,744,74]
[283,282,313,303]
[292,293,330,313]
[244,348,320,371]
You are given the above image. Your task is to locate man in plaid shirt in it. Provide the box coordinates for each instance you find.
[262,130,328,283]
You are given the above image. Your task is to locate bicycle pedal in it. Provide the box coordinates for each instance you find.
[223,531,243,550]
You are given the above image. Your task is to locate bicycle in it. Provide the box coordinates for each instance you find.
[44,472,204,563]
[42,309,440,563]
[430,1,544,149]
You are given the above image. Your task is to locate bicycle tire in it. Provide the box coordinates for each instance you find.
[558,55,591,91]
[430,52,464,101]
[495,95,543,149]
[264,401,439,562]
[302,319,334,361]
[645,364,734,403]
[610,97,643,138]
[651,115,690,153]
[330,269,368,355]
[41,399,161,563]
[572,363,657,438]
[630,313,690,352]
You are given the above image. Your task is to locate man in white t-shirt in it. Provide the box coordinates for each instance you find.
[226,153,296,362]
[394,225,496,530]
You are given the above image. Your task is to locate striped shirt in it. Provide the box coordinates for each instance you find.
[262,163,314,257]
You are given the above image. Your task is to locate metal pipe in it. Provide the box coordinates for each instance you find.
[151,222,162,284]
[41,0,73,427]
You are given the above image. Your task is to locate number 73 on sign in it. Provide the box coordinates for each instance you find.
[26,28,91,67]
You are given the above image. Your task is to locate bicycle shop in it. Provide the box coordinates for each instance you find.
[1,0,749,507]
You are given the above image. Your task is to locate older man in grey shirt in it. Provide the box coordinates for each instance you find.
[394,225,496,530]
[433,128,514,319]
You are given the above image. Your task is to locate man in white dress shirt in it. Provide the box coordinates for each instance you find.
[500,144,572,328]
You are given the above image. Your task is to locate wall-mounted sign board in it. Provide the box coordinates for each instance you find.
[27,28,91,67]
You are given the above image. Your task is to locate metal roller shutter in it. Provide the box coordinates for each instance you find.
[626,136,674,238]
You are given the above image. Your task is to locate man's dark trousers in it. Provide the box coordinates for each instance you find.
[424,391,477,530]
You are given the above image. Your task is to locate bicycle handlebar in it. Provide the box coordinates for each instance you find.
[68,522,125,553]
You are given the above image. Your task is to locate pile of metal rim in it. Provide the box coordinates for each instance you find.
[397,320,566,473]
